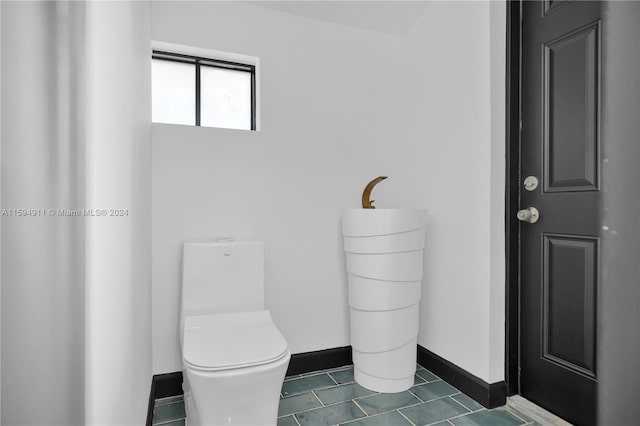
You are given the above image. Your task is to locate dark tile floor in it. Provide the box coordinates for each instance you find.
[152,394,185,426]
[152,365,537,426]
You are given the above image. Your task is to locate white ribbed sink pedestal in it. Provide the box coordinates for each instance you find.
[343,208,427,393]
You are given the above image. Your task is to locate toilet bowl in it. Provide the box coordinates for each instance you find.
[182,310,290,426]
[181,241,290,426]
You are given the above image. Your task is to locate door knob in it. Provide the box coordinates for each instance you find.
[517,207,540,223]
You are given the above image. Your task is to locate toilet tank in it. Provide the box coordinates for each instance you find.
[181,240,265,320]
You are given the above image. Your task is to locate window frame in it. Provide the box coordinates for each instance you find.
[152,50,256,130]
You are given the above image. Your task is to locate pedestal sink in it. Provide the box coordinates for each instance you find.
[343,208,427,393]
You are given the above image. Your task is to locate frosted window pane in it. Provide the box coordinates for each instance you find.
[201,66,252,130]
[152,59,195,125]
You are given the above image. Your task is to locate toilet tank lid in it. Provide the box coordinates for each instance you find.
[183,310,288,371]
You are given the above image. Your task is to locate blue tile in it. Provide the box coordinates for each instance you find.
[153,401,185,424]
[411,380,459,402]
[162,419,185,426]
[356,391,421,415]
[330,367,355,384]
[415,368,439,382]
[414,374,426,385]
[154,395,183,407]
[278,392,322,417]
[400,397,469,425]
[277,415,299,426]
[450,409,526,426]
[295,401,365,426]
[340,410,412,426]
[315,383,376,405]
[282,373,336,396]
[157,421,185,426]
[451,394,484,411]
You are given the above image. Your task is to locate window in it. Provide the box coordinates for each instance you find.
[152,50,256,130]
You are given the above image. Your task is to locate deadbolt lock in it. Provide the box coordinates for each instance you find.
[517,207,540,224]
[523,176,539,191]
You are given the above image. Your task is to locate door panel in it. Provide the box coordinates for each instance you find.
[520,2,602,425]
[542,234,597,377]
[544,0,570,16]
[544,22,600,192]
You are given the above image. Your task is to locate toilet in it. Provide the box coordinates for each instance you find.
[180,240,291,426]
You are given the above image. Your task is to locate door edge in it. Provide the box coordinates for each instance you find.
[505,0,522,397]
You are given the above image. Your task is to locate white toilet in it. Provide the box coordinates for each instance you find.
[180,240,291,426]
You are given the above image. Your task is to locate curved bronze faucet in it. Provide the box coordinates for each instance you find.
[362,176,388,209]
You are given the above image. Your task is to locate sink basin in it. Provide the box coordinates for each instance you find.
[343,209,427,254]
[342,208,427,237]
[342,208,426,393]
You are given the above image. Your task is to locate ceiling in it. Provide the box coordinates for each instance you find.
[242,1,431,36]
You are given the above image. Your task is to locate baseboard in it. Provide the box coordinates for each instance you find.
[286,345,352,376]
[146,372,184,426]
[417,345,506,409]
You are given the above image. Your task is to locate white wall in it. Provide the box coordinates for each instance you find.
[0,1,4,420]
[402,1,505,384]
[84,2,152,424]
[151,1,505,384]
[0,1,3,420]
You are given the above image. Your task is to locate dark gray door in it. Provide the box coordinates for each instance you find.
[520,2,602,425]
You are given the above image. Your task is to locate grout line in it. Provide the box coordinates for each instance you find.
[445,407,487,423]
[397,409,417,426]
[299,366,351,378]
[311,390,325,407]
[153,417,186,426]
[446,395,473,413]
[351,398,368,418]
[448,393,477,413]
[407,389,424,403]
[394,394,454,413]
[287,398,362,418]
[284,373,303,381]
[328,365,353,373]
[416,372,442,383]
[451,400,474,412]
[452,394,485,413]
[503,407,533,425]
[282,382,339,398]
[327,373,339,386]
[292,413,302,426]
[154,395,184,407]
[298,370,328,378]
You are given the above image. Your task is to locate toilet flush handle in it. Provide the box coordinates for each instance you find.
[214,237,234,256]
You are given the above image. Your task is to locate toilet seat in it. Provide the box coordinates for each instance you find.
[183,310,288,372]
